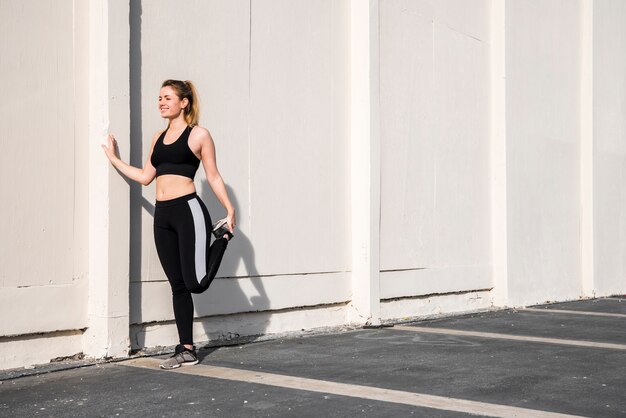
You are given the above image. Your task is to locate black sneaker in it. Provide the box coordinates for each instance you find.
[159,344,198,369]
[212,218,233,240]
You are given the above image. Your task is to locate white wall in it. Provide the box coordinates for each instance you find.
[129,0,255,330]
[2,0,626,370]
[129,0,351,347]
[504,0,583,305]
[0,0,89,369]
[379,0,492,303]
[593,0,626,297]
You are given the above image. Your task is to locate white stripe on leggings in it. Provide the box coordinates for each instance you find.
[187,198,207,283]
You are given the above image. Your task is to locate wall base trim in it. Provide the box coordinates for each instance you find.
[0,330,84,371]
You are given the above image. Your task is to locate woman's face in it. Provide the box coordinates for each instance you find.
[158,86,188,119]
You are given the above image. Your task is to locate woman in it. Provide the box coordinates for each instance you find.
[101,79,235,369]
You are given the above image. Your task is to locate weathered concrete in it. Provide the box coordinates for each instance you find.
[0,363,469,418]
[1,300,624,417]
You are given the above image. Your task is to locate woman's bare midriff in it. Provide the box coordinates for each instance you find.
[156,175,197,201]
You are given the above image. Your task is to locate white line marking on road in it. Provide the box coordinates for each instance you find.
[394,326,626,350]
[122,357,586,418]
[523,308,626,318]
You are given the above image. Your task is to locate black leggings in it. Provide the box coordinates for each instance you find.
[154,192,228,346]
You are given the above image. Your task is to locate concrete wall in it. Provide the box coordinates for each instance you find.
[2,0,626,370]
[504,0,583,305]
[0,0,89,369]
[379,1,492,316]
[128,0,352,348]
[593,0,626,297]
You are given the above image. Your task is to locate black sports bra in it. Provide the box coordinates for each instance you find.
[150,126,200,179]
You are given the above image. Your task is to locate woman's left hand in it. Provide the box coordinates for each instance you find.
[225,212,236,232]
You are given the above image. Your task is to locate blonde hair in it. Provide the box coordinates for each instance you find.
[161,79,200,127]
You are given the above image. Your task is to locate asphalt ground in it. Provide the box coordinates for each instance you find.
[1,297,624,417]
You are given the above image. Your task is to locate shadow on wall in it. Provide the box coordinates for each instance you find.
[128,0,145,340]
[195,184,270,342]
[128,181,269,348]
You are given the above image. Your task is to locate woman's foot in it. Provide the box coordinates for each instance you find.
[159,344,198,369]
[212,218,233,240]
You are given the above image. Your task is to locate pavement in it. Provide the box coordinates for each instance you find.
[1,297,625,417]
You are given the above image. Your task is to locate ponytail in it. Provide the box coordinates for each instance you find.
[161,79,200,127]
[183,80,200,127]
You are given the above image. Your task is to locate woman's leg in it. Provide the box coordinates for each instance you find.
[177,196,229,294]
[154,223,194,346]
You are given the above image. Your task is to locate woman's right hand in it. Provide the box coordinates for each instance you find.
[101,134,120,162]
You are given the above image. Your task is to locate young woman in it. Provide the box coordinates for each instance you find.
[101,79,235,369]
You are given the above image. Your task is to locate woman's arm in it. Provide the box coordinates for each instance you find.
[197,128,236,231]
[102,133,158,186]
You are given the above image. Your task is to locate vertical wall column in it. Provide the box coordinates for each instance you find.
[580,0,595,297]
[350,0,381,325]
[490,0,509,307]
[85,0,131,359]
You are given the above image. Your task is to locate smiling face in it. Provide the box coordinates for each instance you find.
[158,86,189,119]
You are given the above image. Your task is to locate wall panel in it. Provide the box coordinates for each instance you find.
[505,0,582,305]
[248,0,350,275]
[0,0,88,338]
[379,0,492,297]
[134,0,251,285]
[131,0,351,337]
[130,272,350,324]
[593,0,626,296]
